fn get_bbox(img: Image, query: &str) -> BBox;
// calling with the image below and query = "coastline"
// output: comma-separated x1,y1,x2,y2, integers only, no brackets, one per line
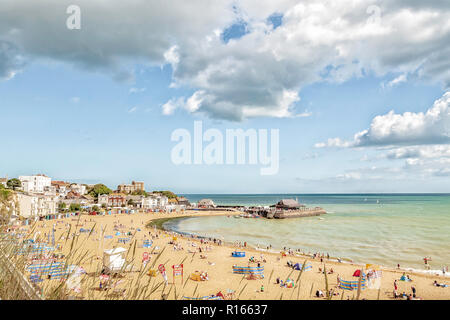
24,210,450,300
148,211,450,279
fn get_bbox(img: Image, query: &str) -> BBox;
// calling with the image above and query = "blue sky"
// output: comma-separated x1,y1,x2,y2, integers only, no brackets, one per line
1,1,450,193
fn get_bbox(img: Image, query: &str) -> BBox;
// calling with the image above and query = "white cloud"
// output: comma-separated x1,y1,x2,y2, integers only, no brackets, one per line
2,1,450,119
315,137,353,148
70,97,80,103
128,106,138,113
129,87,146,94
316,91,450,148
161,97,184,115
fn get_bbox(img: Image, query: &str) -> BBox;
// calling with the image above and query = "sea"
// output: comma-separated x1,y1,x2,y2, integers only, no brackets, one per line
163,194,450,272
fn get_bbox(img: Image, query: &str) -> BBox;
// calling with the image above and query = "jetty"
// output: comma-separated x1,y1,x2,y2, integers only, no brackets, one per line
245,199,326,219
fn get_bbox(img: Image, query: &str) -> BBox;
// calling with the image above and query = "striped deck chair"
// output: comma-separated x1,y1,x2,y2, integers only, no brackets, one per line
143,240,153,248
29,274,43,283
118,238,130,244
182,295,223,300
339,278,367,291
232,266,264,276
27,262,66,276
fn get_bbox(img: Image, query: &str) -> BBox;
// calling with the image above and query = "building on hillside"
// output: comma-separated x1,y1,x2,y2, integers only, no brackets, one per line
17,193,57,219
69,183,86,195
197,199,216,208
98,194,109,207
19,174,51,193
117,181,145,194
142,196,157,209
98,193,127,207
126,195,144,208
142,194,169,210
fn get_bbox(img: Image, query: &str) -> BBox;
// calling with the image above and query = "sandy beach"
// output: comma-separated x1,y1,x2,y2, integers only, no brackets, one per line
24,210,450,300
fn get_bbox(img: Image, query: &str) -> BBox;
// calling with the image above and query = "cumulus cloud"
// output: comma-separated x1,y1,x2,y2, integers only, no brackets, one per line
2,1,450,120
0,40,25,80
128,106,138,113
129,87,146,94
316,91,450,148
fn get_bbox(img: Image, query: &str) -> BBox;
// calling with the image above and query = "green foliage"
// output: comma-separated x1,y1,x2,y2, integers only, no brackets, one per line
69,203,81,212
152,190,177,199
87,184,112,198
131,190,148,196
92,205,99,212
7,178,21,191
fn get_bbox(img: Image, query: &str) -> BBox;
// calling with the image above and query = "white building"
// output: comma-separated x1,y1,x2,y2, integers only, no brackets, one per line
17,193,57,219
98,194,109,206
19,174,51,193
142,194,169,209
70,184,86,195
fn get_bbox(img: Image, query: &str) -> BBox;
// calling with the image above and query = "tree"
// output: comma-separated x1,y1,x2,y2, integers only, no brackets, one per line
69,203,81,212
0,188,15,224
92,205,99,212
88,184,112,198
58,202,67,212
131,190,148,196
153,190,177,199
7,178,21,191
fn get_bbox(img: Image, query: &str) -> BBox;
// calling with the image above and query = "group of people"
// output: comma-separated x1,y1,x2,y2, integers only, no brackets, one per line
393,279,420,300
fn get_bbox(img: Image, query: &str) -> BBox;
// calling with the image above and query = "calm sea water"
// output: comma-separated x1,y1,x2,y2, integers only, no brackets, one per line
165,194,450,270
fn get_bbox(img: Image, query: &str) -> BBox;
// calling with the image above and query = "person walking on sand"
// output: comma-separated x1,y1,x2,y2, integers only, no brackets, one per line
394,280,398,292
411,286,416,298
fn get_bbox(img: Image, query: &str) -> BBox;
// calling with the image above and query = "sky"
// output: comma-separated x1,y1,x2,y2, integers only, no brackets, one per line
1,0,450,193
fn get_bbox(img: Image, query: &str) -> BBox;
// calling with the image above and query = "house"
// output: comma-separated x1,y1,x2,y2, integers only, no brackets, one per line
98,194,109,206
51,181,69,196
142,196,158,209
19,174,51,193
16,193,57,219
69,183,86,195
126,195,144,208
117,181,145,194
142,194,169,210
197,199,216,208
98,193,127,207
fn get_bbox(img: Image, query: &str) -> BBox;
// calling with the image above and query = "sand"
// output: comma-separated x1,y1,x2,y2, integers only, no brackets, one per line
24,210,450,300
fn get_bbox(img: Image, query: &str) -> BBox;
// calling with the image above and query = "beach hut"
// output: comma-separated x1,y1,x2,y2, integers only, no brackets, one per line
103,247,127,274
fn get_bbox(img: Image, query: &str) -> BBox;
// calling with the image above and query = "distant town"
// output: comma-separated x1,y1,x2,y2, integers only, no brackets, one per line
0,174,326,225
0,174,198,224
